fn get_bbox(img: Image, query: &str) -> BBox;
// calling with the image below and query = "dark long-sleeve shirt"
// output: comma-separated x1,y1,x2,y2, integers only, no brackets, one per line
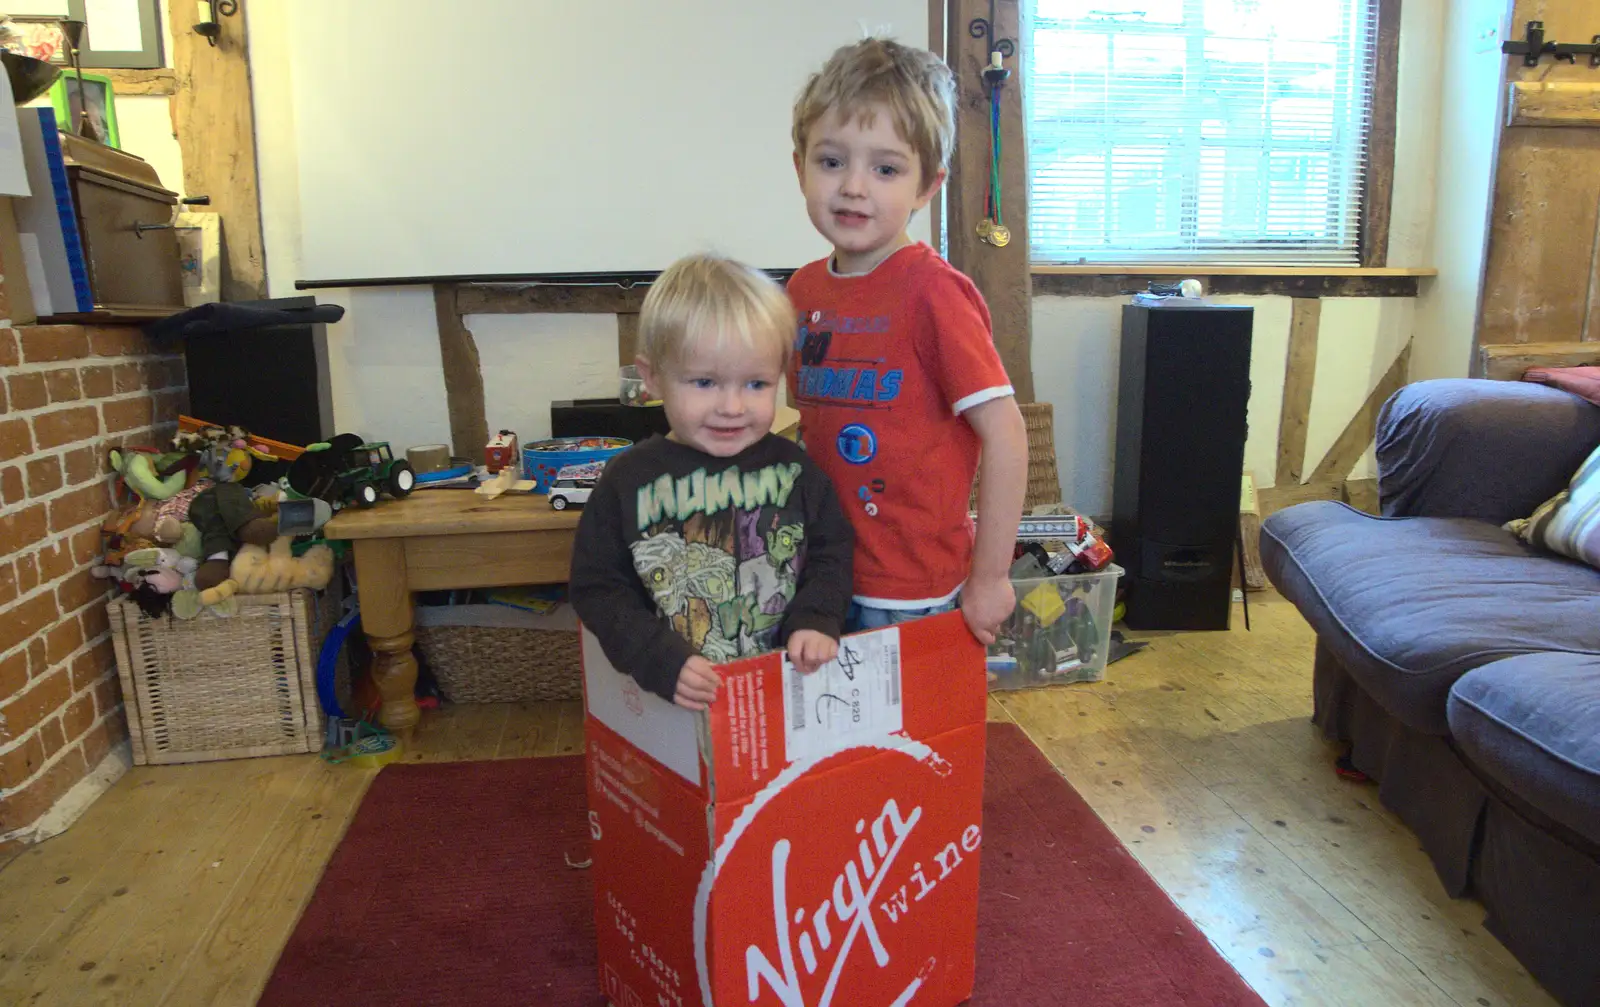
569,434,854,702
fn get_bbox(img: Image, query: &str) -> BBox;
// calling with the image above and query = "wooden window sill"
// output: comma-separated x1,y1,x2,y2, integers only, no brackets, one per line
1031,265,1436,298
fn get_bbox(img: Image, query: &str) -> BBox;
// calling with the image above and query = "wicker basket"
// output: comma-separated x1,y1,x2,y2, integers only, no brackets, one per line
972,401,1063,511
414,605,582,703
108,588,339,765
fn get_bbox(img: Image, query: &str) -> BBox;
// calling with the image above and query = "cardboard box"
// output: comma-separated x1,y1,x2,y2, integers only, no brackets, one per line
583,611,987,1007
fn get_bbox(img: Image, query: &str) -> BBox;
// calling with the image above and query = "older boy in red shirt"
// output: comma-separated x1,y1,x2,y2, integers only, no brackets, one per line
788,37,1028,643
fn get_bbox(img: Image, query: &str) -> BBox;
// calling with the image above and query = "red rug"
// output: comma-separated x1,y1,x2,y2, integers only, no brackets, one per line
261,723,1264,1006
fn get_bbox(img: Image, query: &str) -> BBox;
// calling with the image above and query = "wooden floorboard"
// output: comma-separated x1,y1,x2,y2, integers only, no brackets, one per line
0,598,1556,1006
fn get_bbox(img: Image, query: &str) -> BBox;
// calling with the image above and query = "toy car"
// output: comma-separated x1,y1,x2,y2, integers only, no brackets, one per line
288,434,415,508
547,461,604,510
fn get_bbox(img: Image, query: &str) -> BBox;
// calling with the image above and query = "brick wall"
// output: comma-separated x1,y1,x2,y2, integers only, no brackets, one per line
0,324,188,846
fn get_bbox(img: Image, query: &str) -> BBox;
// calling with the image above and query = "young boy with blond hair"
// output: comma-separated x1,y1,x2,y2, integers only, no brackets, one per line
788,38,1028,643
570,253,854,710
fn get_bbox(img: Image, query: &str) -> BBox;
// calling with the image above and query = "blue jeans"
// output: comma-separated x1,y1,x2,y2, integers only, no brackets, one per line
846,598,959,633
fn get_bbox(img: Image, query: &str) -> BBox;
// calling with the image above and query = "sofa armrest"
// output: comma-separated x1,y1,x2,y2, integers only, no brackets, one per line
1377,378,1600,522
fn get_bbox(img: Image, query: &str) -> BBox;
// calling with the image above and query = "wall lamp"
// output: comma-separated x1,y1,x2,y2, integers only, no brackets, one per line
193,0,238,47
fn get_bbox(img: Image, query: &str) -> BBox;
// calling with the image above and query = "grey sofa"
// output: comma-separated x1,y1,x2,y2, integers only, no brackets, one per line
1261,378,1600,1006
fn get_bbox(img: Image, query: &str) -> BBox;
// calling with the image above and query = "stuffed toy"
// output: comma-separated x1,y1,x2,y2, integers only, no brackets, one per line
174,423,282,486
122,547,195,594
101,500,199,567
100,446,210,565
187,482,280,595
230,536,335,593
109,448,189,502
98,547,238,620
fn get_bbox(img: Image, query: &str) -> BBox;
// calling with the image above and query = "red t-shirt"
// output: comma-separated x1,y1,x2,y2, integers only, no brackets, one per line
786,243,1014,605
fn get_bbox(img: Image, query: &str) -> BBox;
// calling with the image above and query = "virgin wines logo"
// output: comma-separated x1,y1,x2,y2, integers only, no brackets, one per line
693,738,980,1007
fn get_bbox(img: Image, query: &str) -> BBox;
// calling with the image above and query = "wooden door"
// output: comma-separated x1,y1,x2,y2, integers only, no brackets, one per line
1479,0,1600,350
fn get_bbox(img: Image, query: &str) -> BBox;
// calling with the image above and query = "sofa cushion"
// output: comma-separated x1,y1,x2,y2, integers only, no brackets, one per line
1262,501,1600,734
1449,654,1600,846
1506,438,1600,571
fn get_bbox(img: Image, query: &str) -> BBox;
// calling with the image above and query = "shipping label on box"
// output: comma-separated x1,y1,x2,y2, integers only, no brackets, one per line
583,612,988,1007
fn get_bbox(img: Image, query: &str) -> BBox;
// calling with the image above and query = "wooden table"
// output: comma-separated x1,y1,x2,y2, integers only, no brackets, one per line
324,490,580,734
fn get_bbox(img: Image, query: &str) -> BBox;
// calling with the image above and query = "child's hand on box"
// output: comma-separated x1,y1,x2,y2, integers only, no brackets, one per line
961,574,1016,646
786,629,837,675
674,655,722,711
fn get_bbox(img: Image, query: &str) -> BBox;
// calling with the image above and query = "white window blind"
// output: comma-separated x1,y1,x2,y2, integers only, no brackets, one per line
1025,0,1378,265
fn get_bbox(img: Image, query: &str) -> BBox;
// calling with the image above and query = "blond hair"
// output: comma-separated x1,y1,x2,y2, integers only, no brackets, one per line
638,254,794,372
792,38,956,187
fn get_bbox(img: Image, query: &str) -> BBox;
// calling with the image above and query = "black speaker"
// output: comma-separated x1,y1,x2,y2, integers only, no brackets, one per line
550,398,670,444
1113,304,1253,630
183,296,335,447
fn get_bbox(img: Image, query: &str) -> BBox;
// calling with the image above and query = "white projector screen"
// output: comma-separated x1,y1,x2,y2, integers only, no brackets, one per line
286,0,929,283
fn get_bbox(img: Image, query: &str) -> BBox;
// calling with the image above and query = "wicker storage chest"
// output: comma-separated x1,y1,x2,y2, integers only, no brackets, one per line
413,603,582,703
108,589,339,765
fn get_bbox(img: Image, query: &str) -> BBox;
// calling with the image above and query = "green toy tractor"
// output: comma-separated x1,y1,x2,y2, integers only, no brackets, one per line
287,434,415,508
340,441,415,506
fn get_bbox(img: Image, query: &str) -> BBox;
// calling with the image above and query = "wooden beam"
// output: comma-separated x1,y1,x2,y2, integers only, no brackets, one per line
617,312,640,366
1238,474,1266,592
1506,82,1600,128
1276,297,1321,486
456,284,648,315
1590,205,1600,342
1480,340,1600,380
1255,477,1379,518
946,0,1033,402
102,68,176,96
433,285,488,459
1344,477,1380,516
168,1,265,301
1477,0,1600,349
1310,340,1411,485
1359,0,1401,267
1257,479,1344,515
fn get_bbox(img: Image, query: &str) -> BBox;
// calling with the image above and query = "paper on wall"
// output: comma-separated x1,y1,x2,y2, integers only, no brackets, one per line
84,0,145,53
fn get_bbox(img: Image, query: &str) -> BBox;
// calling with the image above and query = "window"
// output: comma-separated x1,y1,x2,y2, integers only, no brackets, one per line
1025,0,1379,265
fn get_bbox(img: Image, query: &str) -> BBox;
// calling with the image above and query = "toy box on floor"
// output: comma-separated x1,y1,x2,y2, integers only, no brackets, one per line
108,586,342,765
986,564,1122,690
986,514,1123,691
583,612,986,1007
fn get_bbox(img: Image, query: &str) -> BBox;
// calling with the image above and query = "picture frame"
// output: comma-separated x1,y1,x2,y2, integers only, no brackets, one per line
175,212,221,307
3,2,163,69
3,16,71,65
49,70,118,148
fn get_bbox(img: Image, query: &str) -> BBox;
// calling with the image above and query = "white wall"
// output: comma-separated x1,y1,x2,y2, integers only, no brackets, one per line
238,0,1484,510
1411,0,1507,381
247,0,302,299
113,94,182,194
1031,296,1414,516
1385,0,1445,270
314,287,452,448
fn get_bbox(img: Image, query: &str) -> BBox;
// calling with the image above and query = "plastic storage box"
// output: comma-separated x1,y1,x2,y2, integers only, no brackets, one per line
987,564,1123,691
